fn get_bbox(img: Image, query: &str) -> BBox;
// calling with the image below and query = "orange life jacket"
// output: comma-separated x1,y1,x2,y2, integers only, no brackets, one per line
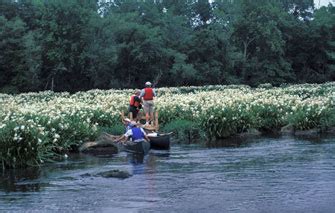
143,88,154,100
129,95,141,107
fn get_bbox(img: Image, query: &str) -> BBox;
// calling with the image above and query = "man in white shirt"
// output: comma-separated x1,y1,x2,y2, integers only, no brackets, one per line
116,121,150,143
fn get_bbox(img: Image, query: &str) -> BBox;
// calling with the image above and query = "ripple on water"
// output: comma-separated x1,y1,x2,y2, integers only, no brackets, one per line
1,136,335,212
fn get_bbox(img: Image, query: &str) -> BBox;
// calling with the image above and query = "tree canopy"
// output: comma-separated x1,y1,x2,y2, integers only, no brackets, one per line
0,0,334,92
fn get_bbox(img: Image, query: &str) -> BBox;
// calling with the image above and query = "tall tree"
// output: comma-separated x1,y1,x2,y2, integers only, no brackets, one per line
193,0,212,27
0,0,334,92
232,0,294,85
107,13,173,88
37,0,97,91
0,16,42,92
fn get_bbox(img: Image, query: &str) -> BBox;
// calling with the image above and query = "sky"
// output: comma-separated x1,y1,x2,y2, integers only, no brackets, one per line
316,0,335,7
204,0,335,7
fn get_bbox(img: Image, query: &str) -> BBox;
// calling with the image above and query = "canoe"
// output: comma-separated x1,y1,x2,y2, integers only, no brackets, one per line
123,140,150,154
148,133,172,150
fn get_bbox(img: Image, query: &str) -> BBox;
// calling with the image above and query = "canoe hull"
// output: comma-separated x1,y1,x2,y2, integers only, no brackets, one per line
123,140,150,154
149,134,171,150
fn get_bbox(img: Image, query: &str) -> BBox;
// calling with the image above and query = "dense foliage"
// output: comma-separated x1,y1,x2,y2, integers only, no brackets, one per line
0,0,334,93
1,83,334,168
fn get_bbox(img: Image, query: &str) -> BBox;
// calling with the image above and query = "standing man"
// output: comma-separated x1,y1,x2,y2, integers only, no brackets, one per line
128,89,142,121
140,81,156,126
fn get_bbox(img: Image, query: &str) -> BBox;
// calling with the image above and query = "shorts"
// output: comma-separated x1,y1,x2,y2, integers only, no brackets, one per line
128,106,139,118
143,100,154,114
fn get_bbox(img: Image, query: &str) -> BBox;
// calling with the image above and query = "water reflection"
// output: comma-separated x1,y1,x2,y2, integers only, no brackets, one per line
126,153,145,175
205,133,287,148
294,134,335,144
204,135,259,148
0,136,335,212
151,151,170,158
125,151,171,175
0,167,42,192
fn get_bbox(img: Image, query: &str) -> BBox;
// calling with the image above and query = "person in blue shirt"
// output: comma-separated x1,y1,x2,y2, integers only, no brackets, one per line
116,121,150,143
122,118,132,132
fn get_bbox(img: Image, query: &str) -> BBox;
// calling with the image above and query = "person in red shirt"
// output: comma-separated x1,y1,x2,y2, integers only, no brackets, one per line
140,81,156,126
128,90,142,121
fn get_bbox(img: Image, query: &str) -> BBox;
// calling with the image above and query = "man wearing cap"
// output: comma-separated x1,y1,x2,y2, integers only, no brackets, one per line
122,118,132,132
116,121,150,143
140,81,156,126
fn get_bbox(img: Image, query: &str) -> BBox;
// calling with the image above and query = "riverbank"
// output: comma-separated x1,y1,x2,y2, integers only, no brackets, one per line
0,82,334,169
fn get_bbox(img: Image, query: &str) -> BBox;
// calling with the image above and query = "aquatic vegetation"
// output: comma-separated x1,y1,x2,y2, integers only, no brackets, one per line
0,82,334,168
161,119,204,144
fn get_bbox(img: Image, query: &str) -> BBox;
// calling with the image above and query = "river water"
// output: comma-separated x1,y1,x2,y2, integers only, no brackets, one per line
1,135,335,213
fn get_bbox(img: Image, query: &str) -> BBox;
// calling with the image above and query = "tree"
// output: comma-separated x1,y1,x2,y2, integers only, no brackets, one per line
80,13,118,89
193,0,213,27
0,0,333,92
108,13,173,87
232,0,294,85
0,15,42,92
37,0,98,91
279,0,314,20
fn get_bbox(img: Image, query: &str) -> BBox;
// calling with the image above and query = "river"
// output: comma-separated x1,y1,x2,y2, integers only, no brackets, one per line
1,135,335,212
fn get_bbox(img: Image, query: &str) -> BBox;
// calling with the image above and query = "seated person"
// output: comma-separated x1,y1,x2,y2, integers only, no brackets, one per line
122,118,132,132
116,121,150,143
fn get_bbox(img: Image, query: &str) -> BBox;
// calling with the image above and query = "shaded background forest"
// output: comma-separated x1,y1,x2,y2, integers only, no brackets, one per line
0,0,334,93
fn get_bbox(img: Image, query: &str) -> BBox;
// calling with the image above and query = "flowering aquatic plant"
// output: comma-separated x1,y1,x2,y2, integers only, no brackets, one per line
0,82,334,168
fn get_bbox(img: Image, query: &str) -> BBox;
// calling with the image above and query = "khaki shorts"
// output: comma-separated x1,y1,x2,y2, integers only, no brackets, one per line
143,100,154,114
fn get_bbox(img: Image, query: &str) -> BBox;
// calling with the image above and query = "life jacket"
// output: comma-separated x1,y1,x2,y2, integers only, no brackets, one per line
131,127,145,142
143,88,154,100
129,95,141,107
